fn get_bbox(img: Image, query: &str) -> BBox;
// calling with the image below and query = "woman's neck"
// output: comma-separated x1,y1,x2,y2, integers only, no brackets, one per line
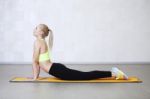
37,36,44,40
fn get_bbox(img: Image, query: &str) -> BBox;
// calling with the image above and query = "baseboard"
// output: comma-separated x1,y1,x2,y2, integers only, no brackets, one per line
0,62,150,65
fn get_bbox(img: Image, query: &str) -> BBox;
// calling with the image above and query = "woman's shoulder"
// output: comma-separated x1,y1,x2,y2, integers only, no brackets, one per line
34,39,47,48
34,39,43,47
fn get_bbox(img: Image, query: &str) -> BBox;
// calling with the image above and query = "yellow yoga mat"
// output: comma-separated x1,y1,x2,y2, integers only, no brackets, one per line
9,76,142,83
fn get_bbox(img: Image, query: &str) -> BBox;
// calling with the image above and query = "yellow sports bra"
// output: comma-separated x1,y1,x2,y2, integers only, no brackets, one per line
39,51,50,62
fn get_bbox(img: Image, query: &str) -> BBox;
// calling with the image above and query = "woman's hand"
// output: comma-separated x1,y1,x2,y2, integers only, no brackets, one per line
27,77,38,81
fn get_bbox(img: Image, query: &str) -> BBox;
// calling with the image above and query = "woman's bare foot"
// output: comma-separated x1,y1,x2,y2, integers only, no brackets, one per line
111,67,128,80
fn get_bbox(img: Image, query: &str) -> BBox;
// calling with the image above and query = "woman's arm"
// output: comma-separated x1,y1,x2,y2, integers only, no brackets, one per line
32,40,41,80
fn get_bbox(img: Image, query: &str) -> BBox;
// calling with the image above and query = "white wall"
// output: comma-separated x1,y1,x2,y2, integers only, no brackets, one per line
0,0,150,64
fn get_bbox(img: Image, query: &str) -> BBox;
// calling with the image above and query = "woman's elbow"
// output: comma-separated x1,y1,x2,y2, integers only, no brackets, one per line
32,60,39,65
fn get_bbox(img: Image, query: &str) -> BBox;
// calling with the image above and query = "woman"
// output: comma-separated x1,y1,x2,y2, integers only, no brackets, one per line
31,24,128,80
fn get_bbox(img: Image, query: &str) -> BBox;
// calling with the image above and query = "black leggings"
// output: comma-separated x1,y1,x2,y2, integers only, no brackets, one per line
49,63,112,80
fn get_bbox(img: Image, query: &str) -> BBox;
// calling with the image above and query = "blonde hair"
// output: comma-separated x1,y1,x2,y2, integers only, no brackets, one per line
48,29,53,51
37,24,53,51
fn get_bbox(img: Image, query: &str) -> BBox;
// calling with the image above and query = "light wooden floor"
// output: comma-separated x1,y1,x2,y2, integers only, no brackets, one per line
0,64,150,99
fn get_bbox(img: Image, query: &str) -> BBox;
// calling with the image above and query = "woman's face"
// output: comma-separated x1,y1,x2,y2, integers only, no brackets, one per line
33,26,42,37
